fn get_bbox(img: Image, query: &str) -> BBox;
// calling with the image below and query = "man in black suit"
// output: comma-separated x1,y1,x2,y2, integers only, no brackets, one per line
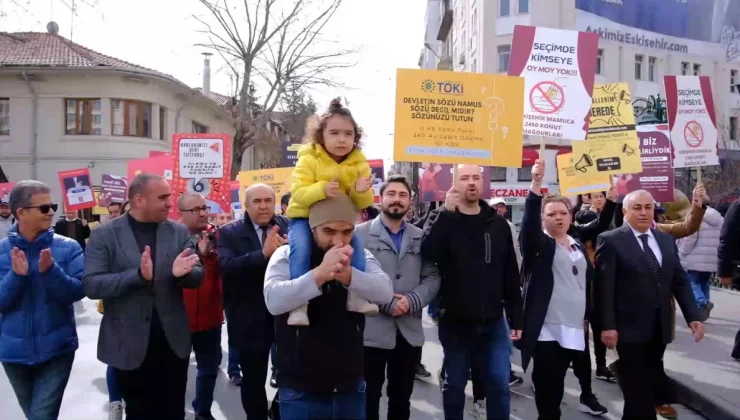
596,189,704,419
217,183,288,419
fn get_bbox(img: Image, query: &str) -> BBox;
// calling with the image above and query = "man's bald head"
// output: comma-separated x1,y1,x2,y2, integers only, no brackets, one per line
177,192,205,209
245,183,275,203
244,183,276,226
454,164,483,204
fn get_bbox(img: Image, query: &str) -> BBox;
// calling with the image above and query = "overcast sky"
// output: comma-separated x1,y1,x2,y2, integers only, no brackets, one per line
1,0,427,165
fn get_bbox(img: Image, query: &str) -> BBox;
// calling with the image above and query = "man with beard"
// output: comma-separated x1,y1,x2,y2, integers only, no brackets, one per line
263,194,393,419
355,175,440,420
422,164,523,419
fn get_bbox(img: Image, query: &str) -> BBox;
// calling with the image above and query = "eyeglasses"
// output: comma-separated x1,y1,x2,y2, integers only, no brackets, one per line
180,206,209,215
25,204,58,214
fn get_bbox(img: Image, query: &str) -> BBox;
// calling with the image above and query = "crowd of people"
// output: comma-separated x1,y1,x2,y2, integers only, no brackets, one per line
0,98,738,420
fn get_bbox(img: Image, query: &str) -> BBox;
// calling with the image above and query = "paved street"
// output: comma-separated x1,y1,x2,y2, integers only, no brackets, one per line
669,287,740,419
0,298,706,420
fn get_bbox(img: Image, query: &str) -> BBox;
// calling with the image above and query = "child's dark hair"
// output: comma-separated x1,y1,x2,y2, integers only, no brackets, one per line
304,97,363,148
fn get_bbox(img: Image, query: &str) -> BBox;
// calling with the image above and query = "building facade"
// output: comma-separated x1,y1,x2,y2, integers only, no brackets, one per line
0,28,239,211
412,0,740,225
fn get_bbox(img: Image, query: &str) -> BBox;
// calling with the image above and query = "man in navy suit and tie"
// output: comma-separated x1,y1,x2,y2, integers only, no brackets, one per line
595,189,704,419
218,183,289,419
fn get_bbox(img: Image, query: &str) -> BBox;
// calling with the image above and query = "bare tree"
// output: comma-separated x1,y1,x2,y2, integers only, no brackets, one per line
195,0,355,178
674,120,740,202
703,123,740,202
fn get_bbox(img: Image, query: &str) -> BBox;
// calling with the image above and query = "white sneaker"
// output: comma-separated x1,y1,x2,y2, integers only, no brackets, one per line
469,399,486,420
287,304,309,326
108,401,124,420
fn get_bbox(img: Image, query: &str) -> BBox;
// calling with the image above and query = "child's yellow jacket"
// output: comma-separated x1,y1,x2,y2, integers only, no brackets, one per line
286,143,374,218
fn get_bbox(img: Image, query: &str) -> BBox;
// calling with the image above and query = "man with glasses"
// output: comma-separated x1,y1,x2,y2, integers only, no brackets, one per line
83,173,203,420
0,180,85,419
178,192,223,420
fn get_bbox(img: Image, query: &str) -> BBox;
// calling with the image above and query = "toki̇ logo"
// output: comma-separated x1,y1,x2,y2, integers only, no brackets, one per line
421,79,464,95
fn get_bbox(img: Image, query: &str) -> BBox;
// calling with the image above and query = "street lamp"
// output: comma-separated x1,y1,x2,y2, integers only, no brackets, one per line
424,42,452,70
424,42,442,60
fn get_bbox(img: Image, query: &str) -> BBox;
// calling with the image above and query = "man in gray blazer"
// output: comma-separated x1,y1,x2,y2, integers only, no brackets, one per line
83,173,203,420
355,175,440,420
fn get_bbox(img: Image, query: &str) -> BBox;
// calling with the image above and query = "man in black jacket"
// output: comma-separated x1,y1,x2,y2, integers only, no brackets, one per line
217,183,289,419
717,198,740,360
54,209,90,251
263,194,393,419
596,189,704,418
422,164,523,420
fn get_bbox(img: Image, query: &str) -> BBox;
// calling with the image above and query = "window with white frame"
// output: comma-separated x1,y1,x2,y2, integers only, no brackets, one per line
518,166,533,181
635,55,644,80
192,122,209,134
491,167,507,181
498,44,511,72
681,62,689,75
519,0,529,13
0,99,8,135
648,57,657,82
159,106,167,140
596,49,604,75
500,0,510,16
66,99,102,135
111,99,151,138
732,70,738,93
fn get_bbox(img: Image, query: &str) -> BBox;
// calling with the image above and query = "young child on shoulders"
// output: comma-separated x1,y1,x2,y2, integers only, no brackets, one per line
285,98,378,326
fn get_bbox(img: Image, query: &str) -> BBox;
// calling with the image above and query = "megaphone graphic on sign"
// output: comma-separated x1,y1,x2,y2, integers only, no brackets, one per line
575,154,593,173
622,143,635,156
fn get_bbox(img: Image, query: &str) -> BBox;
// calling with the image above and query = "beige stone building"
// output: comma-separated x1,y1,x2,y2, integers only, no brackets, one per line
0,25,240,209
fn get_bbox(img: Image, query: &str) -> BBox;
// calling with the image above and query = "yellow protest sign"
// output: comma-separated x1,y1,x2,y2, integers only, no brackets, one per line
92,191,108,216
572,83,642,176
237,167,293,212
394,68,525,167
556,153,611,196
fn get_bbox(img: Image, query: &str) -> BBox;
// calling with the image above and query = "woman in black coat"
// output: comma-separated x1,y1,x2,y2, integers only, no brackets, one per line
516,160,616,419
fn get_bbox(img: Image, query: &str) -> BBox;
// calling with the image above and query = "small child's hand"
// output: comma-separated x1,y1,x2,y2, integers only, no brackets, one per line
326,179,341,198
355,172,375,193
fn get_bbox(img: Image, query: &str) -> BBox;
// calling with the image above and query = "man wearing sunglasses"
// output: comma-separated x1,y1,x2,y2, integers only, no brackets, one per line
178,192,223,420
0,180,85,419
83,173,204,420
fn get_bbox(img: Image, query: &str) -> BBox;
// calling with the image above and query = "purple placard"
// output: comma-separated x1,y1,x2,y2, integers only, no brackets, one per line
99,174,128,208
613,124,674,203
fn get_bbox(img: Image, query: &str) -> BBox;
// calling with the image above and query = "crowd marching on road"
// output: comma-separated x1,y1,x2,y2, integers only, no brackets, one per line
0,98,739,420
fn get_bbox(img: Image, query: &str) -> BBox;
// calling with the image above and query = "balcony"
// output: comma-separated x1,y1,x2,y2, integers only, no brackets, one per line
437,0,453,41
